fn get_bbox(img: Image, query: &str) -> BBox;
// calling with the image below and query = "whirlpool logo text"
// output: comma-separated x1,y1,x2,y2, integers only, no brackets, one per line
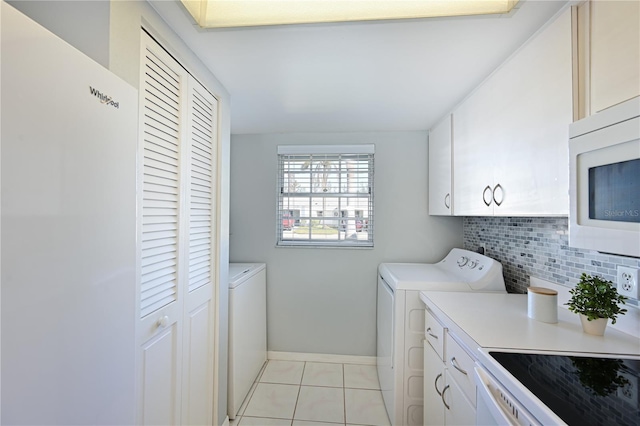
89,86,119,109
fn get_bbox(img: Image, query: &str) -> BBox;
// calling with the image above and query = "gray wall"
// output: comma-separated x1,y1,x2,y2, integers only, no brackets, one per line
230,131,463,356
463,217,640,307
7,0,111,68
4,2,232,424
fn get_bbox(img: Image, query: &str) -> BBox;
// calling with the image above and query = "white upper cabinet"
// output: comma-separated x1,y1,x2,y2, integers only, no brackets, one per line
577,0,640,116
451,76,498,216
453,7,573,216
429,114,453,216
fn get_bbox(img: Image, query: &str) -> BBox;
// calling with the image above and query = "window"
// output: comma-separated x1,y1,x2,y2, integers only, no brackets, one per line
277,145,374,247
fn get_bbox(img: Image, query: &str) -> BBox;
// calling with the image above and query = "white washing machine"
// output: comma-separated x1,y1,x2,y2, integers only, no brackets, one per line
377,248,506,426
228,263,267,419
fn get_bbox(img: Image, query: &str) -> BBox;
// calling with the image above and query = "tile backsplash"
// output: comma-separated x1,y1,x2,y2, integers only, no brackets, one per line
463,217,640,305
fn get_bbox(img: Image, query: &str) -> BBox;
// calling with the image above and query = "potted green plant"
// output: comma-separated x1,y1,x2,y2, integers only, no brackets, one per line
566,273,628,335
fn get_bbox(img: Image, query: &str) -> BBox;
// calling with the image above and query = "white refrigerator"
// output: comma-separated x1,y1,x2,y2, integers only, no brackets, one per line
1,3,138,424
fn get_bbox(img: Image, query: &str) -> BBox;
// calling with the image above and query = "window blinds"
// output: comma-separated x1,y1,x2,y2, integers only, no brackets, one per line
277,145,374,247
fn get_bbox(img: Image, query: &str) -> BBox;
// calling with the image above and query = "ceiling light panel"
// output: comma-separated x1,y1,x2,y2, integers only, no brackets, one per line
180,0,519,28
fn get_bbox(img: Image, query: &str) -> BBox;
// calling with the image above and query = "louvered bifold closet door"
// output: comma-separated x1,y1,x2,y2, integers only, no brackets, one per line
181,77,218,426
137,31,188,426
140,45,183,319
188,81,217,293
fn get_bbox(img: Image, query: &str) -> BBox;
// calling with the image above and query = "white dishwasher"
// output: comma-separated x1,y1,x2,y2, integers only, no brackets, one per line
228,263,267,419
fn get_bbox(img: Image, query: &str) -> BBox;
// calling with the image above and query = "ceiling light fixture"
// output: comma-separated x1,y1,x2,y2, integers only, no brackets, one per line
180,0,519,28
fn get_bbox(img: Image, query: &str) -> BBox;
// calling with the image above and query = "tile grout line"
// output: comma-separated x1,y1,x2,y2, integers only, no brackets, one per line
238,361,386,426
342,363,347,426
243,359,269,417
290,361,306,424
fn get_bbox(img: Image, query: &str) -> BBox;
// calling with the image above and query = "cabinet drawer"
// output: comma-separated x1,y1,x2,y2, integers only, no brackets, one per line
425,309,445,361
445,333,476,406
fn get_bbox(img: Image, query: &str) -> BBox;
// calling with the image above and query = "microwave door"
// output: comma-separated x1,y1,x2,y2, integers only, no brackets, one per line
569,103,640,258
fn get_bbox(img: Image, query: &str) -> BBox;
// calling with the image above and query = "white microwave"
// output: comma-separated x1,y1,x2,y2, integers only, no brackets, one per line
569,97,640,258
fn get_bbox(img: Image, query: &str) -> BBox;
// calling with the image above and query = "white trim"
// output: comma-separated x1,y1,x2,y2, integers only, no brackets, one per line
277,144,375,155
221,416,230,426
569,96,640,138
267,351,377,365
530,276,640,339
277,240,374,249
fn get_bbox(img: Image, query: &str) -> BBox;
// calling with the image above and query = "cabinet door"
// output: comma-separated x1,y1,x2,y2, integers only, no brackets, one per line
590,0,640,114
491,7,572,216
452,81,497,216
443,371,476,426
423,341,445,426
453,8,572,216
428,114,453,215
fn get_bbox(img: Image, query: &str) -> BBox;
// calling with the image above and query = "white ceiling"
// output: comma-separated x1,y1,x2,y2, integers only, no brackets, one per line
150,0,568,135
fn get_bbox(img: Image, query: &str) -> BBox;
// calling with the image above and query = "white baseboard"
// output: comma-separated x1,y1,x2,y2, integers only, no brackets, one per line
267,351,377,365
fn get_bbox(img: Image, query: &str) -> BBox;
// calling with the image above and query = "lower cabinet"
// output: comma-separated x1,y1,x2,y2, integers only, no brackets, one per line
423,339,445,426
423,311,477,426
443,370,476,426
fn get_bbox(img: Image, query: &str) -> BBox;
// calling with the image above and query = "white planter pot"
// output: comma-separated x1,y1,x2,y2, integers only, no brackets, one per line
579,314,608,336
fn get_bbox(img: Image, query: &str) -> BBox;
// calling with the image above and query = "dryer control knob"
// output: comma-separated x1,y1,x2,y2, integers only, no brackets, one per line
457,256,469,267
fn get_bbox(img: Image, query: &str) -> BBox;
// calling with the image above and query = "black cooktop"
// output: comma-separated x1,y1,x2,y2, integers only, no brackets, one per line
490,352,640,426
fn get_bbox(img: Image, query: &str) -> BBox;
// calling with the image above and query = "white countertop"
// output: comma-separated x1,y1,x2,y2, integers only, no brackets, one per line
420,291,640,356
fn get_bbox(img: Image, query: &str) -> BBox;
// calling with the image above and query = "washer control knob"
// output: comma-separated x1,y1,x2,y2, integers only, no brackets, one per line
468,260,478,269
457,256,468,267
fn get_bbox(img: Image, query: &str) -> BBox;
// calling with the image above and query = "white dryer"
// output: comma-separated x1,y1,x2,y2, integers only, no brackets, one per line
377,248,506,426
228,263,267,419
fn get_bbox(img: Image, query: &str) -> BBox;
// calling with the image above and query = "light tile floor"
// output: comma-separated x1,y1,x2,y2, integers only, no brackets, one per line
230,360,391,426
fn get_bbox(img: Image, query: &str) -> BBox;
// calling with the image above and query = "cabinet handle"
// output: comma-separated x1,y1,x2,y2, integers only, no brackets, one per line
493,183,504,206
482,185,493,206
426,327,438,339
434,373,443,396
441,384,451,410
450,357,468,376
444,193,451,209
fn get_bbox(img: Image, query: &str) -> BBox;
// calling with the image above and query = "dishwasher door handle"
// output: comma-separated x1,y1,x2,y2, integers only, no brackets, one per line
474,365,541,426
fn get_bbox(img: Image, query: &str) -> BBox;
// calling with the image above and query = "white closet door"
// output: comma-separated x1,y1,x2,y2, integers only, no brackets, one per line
137,30,219,426
138,31,188,426
181,77,218,426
